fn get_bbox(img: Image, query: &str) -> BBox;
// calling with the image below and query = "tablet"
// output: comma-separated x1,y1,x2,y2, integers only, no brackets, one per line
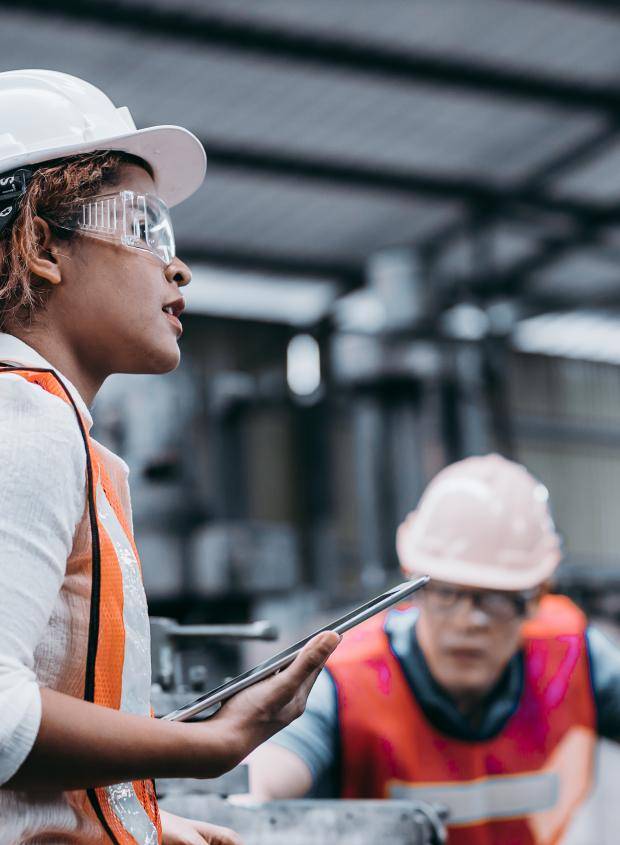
163,575,429,722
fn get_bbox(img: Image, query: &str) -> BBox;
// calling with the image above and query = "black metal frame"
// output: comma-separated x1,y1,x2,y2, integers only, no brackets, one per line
9,0,620,111
8,0,620,306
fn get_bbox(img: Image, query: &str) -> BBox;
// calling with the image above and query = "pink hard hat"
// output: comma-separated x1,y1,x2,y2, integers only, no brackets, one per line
396,454,561,591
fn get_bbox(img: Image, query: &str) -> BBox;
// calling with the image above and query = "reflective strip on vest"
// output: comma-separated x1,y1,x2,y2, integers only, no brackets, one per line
97,481,158,845
389,771,559,825
97,481,151,717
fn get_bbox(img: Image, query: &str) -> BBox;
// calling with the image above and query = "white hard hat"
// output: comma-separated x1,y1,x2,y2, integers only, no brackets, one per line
0,69,206,207
396,453,561,591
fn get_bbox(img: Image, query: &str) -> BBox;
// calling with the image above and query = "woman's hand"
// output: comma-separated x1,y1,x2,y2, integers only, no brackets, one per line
161,809,242,845
209,630,340,768
8,631,340,790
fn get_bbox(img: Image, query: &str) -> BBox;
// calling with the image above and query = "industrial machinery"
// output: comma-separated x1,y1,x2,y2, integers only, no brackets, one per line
158,793,448,845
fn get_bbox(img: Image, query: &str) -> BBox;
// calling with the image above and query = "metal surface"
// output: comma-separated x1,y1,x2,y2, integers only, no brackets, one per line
157,797,448,845
150,617,280,693
156,767,249,799
157,620,279,641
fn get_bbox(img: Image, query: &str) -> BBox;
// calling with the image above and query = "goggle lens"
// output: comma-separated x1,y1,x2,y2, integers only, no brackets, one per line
67,190,175,265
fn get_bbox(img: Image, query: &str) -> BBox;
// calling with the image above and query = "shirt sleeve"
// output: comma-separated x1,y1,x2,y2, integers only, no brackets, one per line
586,625,620,742
0,375,86,784
268,667,339,793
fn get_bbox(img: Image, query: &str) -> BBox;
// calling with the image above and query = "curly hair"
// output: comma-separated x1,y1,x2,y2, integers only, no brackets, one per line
0,151,152,330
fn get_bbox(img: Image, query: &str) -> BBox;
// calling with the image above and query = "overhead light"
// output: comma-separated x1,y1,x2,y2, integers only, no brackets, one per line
514,310,620,365
441,304,490,340
183,265,337,326
287,334,321,397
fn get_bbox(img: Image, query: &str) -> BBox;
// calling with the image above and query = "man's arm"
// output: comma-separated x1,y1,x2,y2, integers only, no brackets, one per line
247,744,314,800
246,668,339,799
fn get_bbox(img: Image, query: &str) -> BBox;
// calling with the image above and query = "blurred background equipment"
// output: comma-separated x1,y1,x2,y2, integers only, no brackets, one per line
6,1,620,840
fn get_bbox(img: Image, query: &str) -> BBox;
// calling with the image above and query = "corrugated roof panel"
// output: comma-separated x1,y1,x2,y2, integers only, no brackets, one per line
435,224,540,277
120,0,620,85
175,170,459,260
550,141,620,201
0,10,603,183
528,250,620,299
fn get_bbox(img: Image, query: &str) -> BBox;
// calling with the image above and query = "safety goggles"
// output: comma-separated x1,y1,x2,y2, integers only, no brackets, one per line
59,190,176,265
424,583,539,622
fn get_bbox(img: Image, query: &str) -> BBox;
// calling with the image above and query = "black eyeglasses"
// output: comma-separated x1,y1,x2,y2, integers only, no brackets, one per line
424,583,538,622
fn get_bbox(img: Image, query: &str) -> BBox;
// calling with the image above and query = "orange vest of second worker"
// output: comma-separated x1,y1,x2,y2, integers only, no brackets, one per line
0,367,161,845
328,595,595,845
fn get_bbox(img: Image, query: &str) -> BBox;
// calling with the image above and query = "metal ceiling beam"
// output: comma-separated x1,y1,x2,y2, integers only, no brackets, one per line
195,136,620,304
538,0,620,16
522,121,620,186
8,0,620,114
204,140,620,226
419,121,620,295
190,142,616,303
451,212,619,306
201,138,620,301
528,289,620,310
178,243,363,289
465,236,588,299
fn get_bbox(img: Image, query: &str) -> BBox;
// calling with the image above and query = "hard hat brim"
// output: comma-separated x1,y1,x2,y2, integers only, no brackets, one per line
401,551,561,592
0,124,207,208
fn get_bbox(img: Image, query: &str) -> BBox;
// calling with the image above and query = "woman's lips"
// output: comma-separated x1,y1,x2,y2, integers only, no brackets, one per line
163,310,183,335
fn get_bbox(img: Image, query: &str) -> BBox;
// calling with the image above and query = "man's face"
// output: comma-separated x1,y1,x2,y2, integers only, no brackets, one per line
415,581,540,704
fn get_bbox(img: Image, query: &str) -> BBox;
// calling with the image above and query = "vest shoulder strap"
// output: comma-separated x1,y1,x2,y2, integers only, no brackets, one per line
523,594,586,639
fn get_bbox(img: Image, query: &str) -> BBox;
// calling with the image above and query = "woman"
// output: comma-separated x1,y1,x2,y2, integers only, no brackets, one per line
0,70,339,845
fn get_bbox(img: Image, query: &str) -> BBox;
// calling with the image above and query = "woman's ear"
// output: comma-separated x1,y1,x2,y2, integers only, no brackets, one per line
26,217,62,286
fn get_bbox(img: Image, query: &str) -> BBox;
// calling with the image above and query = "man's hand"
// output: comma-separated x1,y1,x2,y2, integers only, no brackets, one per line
161,809,242,845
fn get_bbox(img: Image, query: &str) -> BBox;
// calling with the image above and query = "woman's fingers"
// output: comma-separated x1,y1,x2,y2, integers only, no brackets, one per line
213,629,341,763
160,810,243,845
268,631,340,708
285,632,340,686
191,819,243,845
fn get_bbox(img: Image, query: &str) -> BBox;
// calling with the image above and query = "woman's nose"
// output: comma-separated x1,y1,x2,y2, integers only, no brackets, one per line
165,257,191,288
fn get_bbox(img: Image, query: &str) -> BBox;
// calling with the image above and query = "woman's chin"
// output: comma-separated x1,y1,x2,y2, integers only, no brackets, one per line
137,340,181,375
152,348,181,374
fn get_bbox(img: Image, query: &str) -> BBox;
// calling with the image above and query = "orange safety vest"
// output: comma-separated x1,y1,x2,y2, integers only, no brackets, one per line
0,367,161,845
328,594,595,845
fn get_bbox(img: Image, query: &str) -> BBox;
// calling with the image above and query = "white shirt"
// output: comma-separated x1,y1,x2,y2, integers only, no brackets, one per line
0,333,151,844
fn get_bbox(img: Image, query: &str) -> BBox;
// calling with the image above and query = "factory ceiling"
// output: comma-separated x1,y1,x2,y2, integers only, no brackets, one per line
3,0,620,319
